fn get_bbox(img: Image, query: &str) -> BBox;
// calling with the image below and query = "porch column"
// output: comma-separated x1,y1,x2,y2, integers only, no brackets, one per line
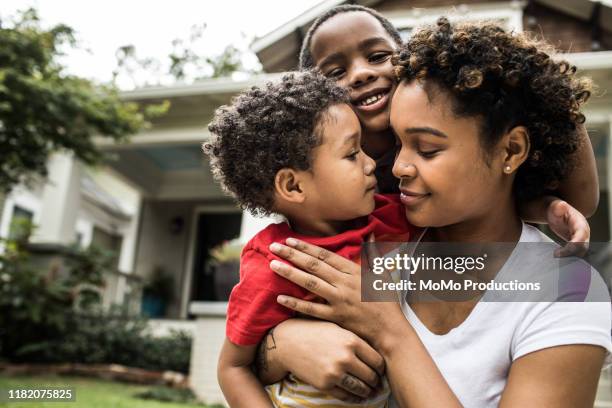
118,194,142,275
608,116,612,238
115,194,142,303
32,153,81,245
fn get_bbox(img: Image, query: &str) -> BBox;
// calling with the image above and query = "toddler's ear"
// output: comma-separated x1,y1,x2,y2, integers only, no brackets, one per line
274,168,306,204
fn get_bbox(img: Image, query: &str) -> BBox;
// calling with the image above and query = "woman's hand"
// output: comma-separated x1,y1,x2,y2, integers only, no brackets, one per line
264,318,385,401
268,238,404,349
546,198,590,257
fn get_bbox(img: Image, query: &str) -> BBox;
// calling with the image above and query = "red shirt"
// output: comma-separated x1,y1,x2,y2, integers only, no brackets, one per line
226,194,414,346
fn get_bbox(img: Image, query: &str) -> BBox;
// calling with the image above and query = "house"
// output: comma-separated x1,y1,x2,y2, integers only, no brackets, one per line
1,0,611,405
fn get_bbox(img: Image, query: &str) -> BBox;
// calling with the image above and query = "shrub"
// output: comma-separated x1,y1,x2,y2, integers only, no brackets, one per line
0,231,192,373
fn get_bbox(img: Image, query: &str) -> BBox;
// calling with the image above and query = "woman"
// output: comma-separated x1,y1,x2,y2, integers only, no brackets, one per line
256,18,611,407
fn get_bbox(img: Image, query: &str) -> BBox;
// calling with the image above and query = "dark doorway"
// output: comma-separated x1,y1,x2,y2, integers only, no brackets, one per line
190,212,242,304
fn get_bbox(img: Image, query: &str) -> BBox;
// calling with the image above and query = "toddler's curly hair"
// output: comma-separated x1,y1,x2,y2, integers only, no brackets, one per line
204,71,349,216
393,17,592,201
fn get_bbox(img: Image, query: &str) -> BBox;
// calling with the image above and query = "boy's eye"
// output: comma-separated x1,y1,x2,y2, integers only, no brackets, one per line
369,52,391,63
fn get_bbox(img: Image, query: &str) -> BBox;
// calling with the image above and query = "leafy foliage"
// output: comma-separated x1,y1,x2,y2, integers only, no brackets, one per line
0,223,191,373
0,9,162,192
51,313,192,373
0,220,109,361
135,387,208,405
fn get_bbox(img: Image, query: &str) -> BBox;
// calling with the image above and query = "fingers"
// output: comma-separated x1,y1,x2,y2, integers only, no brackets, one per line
555,242,589,258
336,373,373,398
353,339,386,377
549,200,590,258
327,387,364,404
279,238,356,275
276,295,332,320
347,358,380,389
270,259,336,300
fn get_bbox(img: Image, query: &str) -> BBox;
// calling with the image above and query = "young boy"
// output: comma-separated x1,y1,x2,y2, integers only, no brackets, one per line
205,71,413,407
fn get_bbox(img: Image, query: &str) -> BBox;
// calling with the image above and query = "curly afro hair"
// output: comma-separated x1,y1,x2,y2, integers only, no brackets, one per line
204,71,349,216
393,17,592,201
299,5,403,70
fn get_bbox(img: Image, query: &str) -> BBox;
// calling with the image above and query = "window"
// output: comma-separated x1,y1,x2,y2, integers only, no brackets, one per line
8,206,34,241
91,226,123,269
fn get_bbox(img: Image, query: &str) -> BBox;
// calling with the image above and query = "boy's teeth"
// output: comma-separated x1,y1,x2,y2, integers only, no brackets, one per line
359,93,385,106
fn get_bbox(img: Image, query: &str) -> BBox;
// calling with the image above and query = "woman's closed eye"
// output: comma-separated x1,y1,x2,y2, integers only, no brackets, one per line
418,149,441,158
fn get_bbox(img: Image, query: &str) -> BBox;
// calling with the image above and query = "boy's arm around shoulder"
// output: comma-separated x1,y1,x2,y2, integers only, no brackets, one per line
556,123,599,217
522,123,599,221
218,338,274,408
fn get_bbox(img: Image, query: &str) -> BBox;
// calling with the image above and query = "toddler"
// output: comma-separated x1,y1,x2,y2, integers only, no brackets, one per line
206,71,412,407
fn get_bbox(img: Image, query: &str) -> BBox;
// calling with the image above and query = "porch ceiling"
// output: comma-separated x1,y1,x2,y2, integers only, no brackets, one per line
103,146,226,201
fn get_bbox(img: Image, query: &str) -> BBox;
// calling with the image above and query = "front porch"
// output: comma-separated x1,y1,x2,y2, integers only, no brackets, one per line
100,74,282,319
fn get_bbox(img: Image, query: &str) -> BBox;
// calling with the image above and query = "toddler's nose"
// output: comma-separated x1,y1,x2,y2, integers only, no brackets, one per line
364,155,376,176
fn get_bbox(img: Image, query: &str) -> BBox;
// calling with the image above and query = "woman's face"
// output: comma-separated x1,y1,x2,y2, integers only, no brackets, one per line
390,80,510,228
310,11,398,135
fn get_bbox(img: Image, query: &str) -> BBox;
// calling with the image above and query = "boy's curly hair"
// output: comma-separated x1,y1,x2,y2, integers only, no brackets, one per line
393,17,592,201
204,71,349,216
299,5,403,70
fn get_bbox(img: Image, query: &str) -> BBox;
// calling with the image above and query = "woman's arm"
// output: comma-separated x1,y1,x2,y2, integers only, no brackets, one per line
499,345,605,407
269,241,463,408
218,338,274,408
269,239,606,408
254,319,384,402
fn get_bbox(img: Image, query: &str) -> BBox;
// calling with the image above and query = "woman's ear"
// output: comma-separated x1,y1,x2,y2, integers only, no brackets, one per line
501,126,530,174
274,168,307,204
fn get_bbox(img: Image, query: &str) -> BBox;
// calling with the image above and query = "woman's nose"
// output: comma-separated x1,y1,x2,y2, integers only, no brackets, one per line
392,158,417,179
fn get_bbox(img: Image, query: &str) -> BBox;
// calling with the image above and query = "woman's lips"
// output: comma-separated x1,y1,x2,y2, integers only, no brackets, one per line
400,191,430,206
353,90,390,113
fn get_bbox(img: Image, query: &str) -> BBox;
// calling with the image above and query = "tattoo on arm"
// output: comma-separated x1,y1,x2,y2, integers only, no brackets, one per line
254,328,277,374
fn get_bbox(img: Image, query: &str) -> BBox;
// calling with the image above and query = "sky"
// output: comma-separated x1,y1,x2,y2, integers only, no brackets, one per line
3,0,322,88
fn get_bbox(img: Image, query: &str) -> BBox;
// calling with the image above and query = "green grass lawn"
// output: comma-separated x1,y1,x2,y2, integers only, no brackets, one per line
0,374,220,408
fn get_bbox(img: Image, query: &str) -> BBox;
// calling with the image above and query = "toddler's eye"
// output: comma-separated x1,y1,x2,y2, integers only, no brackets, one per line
346,150,359,161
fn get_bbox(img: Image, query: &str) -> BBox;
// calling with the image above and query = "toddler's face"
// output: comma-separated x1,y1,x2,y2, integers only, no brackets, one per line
390,80,508,228
302,103,377,221
310,12,398,139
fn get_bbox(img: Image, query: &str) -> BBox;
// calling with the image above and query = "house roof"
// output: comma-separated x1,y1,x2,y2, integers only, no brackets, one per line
252,0,612,73
119,73,284,101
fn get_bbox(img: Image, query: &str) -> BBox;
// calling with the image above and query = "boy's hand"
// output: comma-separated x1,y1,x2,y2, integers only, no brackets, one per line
546,199,590,257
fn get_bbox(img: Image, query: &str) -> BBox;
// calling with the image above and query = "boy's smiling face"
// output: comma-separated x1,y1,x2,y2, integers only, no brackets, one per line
310,12,398,137
292,103,377,235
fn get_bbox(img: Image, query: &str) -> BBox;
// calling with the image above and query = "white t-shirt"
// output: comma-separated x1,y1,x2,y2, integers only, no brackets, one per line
390,223,612,408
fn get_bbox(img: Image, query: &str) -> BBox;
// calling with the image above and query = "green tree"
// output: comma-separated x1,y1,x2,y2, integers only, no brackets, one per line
0,9,164,192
